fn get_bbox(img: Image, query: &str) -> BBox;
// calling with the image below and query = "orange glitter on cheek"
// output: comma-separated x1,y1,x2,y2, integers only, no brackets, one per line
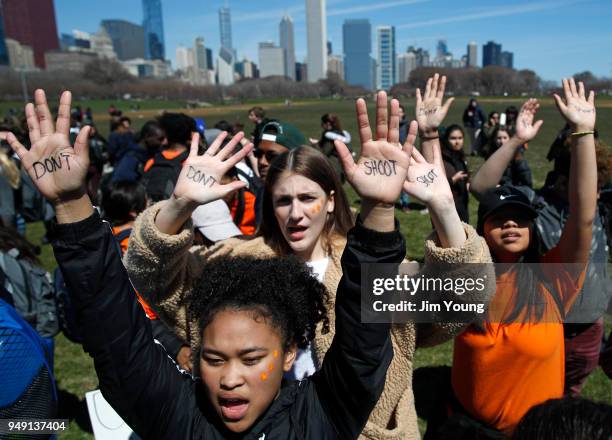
260,372,268,381
310,202,322,215
273,350,279,359
268,363,274,372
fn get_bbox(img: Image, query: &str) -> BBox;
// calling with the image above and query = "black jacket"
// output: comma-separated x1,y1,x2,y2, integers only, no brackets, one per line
51,212,404,439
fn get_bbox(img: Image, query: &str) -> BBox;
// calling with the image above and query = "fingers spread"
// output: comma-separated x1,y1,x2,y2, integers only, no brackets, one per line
74,125,91,163
356,98,373,144
25,103,41,143
334,139,356,176
206,131,228,156
388,99,400,144
578,81,585,100
437,75,446,99
431,73,439,98
55,91,72,137
569,78,578,97
553,93,567,113
424,78,432,99
218,132,244,161
5,132,28,161
562,78,571,100
375,91,388,140
403,120,418,155
189,132,199,157
588,90,595,106
34,89,54,136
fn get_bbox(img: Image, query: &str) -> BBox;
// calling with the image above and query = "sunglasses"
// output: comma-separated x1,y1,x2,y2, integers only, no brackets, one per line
254,149,281,162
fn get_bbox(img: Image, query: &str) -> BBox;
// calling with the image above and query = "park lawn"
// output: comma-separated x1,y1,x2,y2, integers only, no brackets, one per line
20,96,612,438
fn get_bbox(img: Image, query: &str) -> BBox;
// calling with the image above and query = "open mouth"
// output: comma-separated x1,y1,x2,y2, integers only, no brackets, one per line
287,225,307,240
219,398,250,421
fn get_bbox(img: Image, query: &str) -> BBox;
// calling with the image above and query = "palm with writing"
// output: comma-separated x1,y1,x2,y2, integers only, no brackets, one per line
415,73,455,133
334,91,417,204
514,98,544,143
172,131,253,206
1,90,90,203
553,78,596,131
403,140,454,207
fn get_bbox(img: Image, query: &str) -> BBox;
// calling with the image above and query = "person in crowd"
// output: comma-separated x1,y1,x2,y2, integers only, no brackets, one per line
142,113,193,202
440,124,469,223
476,110,500,157
6,86,487,440
427,78,598,438
462,98,485,155
310,113,351,182
471,95,611,399
125,81,494,439
505,105,519,129
0,147,21,229
220,166,258,235
248,106,273,148
85,125,107,205
488,125,533,187
512,398,612,440
107,116,133,165
111,121,165,184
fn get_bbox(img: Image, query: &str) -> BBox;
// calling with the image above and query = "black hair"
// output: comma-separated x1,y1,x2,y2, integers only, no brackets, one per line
513,398,612,440
102,181,147,226
189,256,329,351
158,112,196,146
136,120,163,143
0,224,40,265
213,120,232,132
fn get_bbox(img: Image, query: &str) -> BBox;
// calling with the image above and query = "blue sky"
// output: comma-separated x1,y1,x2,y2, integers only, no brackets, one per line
55,0,612,81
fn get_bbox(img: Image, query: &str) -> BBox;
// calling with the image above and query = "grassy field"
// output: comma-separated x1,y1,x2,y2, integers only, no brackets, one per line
15,96,612,439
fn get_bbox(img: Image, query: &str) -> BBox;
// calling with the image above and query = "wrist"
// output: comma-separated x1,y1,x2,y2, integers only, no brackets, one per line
419,128,438,138
571,124,595,133
168,194,200,215
427,196,456,213
360,199,395,232
54,194,94,224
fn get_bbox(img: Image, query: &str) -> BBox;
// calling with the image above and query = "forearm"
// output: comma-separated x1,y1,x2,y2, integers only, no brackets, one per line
54,194,94,224
154,195,199,235
428,198,466,248
419,128,439,163
360,199,395,232
569,133,597,226
470,137,523,197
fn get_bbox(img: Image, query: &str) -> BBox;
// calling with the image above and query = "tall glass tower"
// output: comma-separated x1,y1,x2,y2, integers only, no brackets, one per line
142,0,165,60
0,3,9,66
376,26,396,90
343,19,372,90
218,7,232,52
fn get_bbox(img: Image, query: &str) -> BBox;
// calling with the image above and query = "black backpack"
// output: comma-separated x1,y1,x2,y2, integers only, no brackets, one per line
0,250,59,339
142,150,189,202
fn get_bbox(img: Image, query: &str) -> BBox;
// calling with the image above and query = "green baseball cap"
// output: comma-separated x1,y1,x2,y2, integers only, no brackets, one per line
260,121,306,150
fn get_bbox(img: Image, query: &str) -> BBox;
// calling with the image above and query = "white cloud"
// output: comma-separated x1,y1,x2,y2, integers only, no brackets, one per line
328,0,430,16
396,0,583,29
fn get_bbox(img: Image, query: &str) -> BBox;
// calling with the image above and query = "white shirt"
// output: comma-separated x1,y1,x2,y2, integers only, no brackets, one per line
285,257,330,381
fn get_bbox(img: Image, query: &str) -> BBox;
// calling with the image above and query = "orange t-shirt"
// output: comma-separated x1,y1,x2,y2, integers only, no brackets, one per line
112,225,159,321
230,190,257,236
452,245,586,435
143,149,186,173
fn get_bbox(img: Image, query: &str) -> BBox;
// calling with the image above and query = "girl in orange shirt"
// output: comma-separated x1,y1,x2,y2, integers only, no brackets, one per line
432,78,598,438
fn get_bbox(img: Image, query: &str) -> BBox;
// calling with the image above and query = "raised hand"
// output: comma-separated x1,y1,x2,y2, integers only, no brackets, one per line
514,98,544,143
172,131,253,206
415,73,455,134
1,89,90,204
403,139,454,207
553,78,596,131
334,91,417,204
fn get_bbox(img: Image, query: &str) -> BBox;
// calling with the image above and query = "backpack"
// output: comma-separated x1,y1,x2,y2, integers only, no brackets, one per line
142,150,189,203
0,250,59,339
0,298,58,420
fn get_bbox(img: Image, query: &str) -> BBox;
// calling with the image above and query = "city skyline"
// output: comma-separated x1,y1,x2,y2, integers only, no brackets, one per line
50,0,612,81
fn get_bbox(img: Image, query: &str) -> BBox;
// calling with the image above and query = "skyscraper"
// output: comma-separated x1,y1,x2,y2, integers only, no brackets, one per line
376,26,396,90
217,46,234,85
500,51,514,69
482,41,501,67
101,20,145,61
397,52,416,83
219,7,233,52
305,0,327,82
194,37,207,69
436,39,449,59
258,42,285,78
0,2,9,66
343,19,372,90
142,0,165,60
1,0,59,68
279,16,295,80
176,45,191,70
467,42,478,68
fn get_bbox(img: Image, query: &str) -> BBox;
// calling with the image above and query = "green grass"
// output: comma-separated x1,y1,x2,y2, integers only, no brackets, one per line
19,96,612,438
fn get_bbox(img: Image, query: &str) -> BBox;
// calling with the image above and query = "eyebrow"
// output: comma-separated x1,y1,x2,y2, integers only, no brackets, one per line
201,347,269,357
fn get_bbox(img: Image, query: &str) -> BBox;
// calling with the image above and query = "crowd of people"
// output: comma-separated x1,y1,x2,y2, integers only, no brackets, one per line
0,73,611,439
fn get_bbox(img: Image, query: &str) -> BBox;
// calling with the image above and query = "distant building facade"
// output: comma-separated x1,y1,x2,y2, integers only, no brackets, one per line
100,19,145,61
343,19,373,90
142,0,165,60
376,26,396,90
305,0,327,81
